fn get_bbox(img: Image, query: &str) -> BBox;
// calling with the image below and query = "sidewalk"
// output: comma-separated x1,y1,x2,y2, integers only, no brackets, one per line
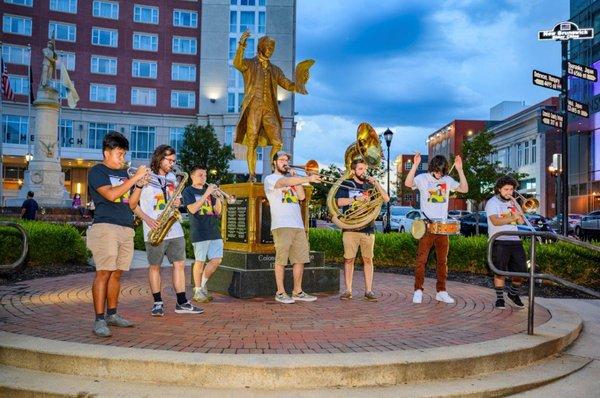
513,298,600,397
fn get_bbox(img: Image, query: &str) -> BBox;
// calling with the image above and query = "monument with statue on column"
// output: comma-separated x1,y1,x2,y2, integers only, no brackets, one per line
207,32,339,298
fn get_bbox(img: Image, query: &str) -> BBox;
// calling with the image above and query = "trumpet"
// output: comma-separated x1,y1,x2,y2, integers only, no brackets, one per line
209,184,237,204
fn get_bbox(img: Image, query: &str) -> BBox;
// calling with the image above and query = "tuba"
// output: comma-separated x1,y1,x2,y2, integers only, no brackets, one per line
326,122,385,230
148,166,189,246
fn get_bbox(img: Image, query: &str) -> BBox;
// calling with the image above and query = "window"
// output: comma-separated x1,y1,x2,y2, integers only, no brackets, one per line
172,36,196,54
2,115,29,145
92,1,119,19
50,79,68,97
91,55,117,75
50,0,77,13
89,83,116,103
228,66,241,88
3,165,25,181
8,75,28,95
171,90,195,108
240,11,254,32
131,87,156,106
516,143,523,167
133,33,158,51
130,125,156,159
227,92,235,113
134,5,158,24
56,51,75,71
224,126,234,146
244,38,255,57
521,178,536,191
524,141,530,165
258,11,265,33
237,92,244,111
497,147,509,168
48,21,76,42
404,162,411,170
169,127,185,152
88,123,114,149
60,119,73,148
2,44,30,65
3,15,32,36
92,27,117,47
173,9,198,28
229,11,236,33
228,37,237,60
132,60,157,78
531,139,536,164
256,148,262,161
171,63,196,81
4,0,32,6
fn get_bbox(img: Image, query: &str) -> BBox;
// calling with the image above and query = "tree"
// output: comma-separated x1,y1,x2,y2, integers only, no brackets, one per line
178,124,236,184
308,164,341,220
454,130,528,234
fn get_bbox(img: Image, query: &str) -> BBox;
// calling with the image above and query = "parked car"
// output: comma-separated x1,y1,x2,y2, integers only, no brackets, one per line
383,205,414,231
398,209,425,233
548,214,583,236
459,212,555,237
448,210,471,220
579,210,600,240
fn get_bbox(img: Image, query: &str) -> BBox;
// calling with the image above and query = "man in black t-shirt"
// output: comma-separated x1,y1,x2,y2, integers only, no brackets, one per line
335,159,389,301
182,165,223,303
21,191,39,220
86,131,149,338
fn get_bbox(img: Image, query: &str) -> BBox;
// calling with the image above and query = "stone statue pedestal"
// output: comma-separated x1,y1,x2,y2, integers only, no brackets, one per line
206,182,339,298
10,87,70,207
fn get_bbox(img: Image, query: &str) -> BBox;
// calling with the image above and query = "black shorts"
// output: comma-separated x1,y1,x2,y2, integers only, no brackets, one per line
491,241,527,274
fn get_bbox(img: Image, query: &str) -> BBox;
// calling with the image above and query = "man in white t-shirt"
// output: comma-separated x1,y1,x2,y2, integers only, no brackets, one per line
405,153,468,304
485,176,526,309
263,151,321,304
134,145,203,316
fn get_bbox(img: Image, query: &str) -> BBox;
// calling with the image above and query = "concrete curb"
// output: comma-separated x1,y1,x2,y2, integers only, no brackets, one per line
0,302,582,389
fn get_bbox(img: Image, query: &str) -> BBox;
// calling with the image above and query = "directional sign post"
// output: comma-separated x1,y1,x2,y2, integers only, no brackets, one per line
532,70,562,90
538,21,594,236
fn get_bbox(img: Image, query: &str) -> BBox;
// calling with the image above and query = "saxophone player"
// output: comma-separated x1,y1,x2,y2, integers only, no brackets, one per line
134,145,203,316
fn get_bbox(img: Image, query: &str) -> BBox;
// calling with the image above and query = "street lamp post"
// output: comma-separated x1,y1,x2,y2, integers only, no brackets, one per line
548,165,561,221
383,128,394,232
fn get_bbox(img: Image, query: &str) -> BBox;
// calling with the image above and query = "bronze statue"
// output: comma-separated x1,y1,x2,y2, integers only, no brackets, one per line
40,39,58,88
233,31,313,182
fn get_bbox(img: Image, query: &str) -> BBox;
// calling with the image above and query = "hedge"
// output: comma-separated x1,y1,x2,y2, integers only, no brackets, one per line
0,220,88,267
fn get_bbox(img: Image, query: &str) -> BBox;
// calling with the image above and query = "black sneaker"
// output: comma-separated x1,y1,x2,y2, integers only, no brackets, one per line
495,298,506,309
507,293,525,308
151,301,164,317
175,301,204,314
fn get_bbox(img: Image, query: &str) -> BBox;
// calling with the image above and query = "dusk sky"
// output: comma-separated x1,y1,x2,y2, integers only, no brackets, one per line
292,0,570,167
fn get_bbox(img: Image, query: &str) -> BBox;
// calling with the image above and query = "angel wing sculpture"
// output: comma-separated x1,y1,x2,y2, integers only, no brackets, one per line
294,59,315,95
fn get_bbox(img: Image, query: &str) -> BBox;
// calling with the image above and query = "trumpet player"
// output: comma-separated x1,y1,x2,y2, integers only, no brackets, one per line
87,131,149,337
485,176,526,309
134,145,203,316
182,165,223,303
264,151,321,304
336,158,389,301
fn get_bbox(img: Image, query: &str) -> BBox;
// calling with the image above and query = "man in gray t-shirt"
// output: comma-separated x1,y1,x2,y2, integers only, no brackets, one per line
485,176,527,310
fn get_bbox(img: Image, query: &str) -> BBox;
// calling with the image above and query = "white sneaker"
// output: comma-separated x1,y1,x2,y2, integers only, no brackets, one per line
275,292,295,304
435,291,455,304
412,289,423,304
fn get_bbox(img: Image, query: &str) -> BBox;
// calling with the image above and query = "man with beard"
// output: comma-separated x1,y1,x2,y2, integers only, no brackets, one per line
485,176,526,309
405,153,468,305
335,159,389,301
263,151,321,304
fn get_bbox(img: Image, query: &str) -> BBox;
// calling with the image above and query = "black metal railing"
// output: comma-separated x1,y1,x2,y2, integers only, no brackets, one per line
0,221,29,275
487,230,600,335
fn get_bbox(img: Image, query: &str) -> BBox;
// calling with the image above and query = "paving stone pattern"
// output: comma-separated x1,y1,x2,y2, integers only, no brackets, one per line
0,270,550,354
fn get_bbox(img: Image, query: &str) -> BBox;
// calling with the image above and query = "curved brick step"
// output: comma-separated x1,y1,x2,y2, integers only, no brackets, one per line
0,302,582,390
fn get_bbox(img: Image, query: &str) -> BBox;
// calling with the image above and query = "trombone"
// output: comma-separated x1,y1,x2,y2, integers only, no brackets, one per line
286,160,372,193
514,192,539,213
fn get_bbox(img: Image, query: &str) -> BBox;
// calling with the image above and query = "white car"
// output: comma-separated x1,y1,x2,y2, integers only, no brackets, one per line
384,206,414,231
398,209,426,233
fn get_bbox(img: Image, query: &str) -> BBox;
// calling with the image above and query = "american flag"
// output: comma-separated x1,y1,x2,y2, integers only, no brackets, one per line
1,57,15,101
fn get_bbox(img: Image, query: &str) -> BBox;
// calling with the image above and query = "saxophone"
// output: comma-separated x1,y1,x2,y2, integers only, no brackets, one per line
148,167,188,246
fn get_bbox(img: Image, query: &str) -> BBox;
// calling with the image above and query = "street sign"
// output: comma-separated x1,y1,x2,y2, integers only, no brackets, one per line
567,61,598,82
538,21,594,41
541,110,564,129
567,98,589,118
532,70,562,90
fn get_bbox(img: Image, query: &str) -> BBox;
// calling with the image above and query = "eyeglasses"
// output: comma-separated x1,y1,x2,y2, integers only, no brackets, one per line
164,157,177,164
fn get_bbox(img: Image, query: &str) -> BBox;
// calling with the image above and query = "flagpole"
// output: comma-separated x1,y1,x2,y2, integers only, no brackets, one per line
0,40,4,207
27,44,32,161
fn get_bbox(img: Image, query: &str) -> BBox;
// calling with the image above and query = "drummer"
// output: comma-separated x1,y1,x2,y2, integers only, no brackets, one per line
404,153,468,304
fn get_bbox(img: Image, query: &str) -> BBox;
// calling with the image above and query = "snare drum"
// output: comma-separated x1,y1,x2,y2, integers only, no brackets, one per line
426,218,460,235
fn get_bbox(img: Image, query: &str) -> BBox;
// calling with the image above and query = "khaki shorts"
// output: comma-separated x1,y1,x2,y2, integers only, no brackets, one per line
87,223,135,271
343,231,375,259
272,227,310,265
